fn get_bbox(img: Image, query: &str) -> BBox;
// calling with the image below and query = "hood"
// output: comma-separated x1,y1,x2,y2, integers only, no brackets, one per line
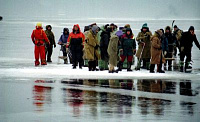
155,29,163,37
92,25,99,35
46,25,52,30
63,28,69,35
188,26,195,31
165,26,172,33
125,28,133,37
72,24,81,33
115,30,123,37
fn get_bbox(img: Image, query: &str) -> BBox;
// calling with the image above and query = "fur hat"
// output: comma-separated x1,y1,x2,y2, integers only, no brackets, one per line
156,29,163,37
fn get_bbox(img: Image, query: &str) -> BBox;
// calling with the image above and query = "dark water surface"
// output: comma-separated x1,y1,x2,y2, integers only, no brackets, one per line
0,78,199,122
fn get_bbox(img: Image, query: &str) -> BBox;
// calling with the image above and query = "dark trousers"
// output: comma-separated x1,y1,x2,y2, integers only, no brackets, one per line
46,45,53,61
71,50,83,67
180,49,191,63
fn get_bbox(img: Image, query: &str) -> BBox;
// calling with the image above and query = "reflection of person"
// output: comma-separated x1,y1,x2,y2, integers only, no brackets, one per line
31,22,50,66
33,81,52,111
180,81,192,96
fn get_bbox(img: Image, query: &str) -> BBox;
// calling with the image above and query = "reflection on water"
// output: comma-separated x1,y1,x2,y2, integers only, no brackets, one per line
31,79,200,121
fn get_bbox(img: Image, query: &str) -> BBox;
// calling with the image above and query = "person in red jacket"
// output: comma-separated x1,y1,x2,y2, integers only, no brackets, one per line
66,24,85,69
31,22,50,66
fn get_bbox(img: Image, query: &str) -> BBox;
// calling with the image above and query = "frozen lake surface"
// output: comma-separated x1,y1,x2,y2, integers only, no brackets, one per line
0,18,200,121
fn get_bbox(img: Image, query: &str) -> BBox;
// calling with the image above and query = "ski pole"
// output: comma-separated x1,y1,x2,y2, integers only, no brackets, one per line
137,42,145,70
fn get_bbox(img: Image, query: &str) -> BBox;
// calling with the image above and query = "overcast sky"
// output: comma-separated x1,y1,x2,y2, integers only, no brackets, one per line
0,0,200,20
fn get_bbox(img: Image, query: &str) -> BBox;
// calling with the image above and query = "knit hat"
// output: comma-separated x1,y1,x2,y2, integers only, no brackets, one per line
142,23,148,29
156,29,163,37
188,26,195,31
115,30,123,37
92,25,99,34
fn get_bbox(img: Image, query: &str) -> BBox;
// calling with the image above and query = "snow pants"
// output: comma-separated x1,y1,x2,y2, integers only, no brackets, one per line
46,45,53,61
35,45,46,65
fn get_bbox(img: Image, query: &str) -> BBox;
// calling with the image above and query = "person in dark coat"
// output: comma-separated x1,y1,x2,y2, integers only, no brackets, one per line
164,26,176,70
160,29,168,71
99,26,111,70
118,28,136,72
45,25,56,62
179,26,200,72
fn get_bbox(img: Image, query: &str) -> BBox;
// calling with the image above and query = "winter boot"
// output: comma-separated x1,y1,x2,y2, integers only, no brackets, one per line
127,62,132,72
179,61,184,72
88,61,92,71
47,57,52,62
41,59,47,65
157,64,165,73
35,60,40,66
64,59,68,64
150,64,155,73
117,61,123,71
146,62,150,70
135,59,141,70
185,61,192,72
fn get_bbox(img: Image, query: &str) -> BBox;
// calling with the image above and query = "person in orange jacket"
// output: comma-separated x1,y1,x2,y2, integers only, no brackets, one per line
31,22,50,66
66,24,85,69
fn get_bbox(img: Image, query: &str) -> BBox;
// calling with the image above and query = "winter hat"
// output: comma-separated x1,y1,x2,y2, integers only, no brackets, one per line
63,28,69,32
166,26,171,31
156,29,163,37
142,23,148,29
92,25,99,34
84,26,90,32
174,25,178,28
124,24,130,28
46,25,52,30
119,27,124,30
36,22,42,28
115,30,123,37
189,26,195,31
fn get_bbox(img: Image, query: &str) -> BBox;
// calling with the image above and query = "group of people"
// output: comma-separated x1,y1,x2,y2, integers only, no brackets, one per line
31,22,200,73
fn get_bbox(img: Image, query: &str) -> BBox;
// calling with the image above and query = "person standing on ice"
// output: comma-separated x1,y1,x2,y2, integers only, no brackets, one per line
173,25,183,56
117,28,136,72
107,30,123,73
179,26,200,72
58,28,71,64
66,24,85,69
160,29,168,71
135,23,152,70
99,25,111,71
31,22,50,66
84,25,100,71
150,30,165,73
164,26,176,71
45,25,56,62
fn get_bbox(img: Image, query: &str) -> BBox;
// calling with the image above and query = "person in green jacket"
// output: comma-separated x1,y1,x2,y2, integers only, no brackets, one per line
117,28,136,72
135,23,152,70
45,25,56,62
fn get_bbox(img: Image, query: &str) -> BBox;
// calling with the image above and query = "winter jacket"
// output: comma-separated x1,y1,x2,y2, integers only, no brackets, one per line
119,33,136,56
31,27,49,46
161,34,168,52
180,31,200,51
136,31,152,59
107,34,119,66
165,32,176,53
67,24,85,51
173,29,183,41
150,33,165,64
100,30,110,61
58,34,69,44
45,30,55,46
84,30,100,61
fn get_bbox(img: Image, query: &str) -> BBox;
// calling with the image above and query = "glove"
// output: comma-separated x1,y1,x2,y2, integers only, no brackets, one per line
54,44,56,48
66,48,69,52
32,40,35,44
173,43,176,47
164,51,167,56
94,45,99,49
133,49,136,55
119,49,123,55
140,41,145,46
181,47,184,52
